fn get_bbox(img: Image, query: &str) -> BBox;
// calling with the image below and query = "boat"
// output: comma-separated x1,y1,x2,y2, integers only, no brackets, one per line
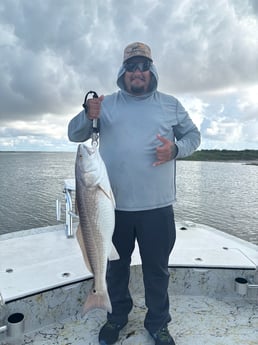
0,179,257,345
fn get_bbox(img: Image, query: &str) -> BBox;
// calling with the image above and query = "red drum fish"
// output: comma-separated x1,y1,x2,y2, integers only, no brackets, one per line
75,143,119,314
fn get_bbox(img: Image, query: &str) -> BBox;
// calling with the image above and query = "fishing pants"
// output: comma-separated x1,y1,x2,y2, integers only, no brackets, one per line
106,205,176,333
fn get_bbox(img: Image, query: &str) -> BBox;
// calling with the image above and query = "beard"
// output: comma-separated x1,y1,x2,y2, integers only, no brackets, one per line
124,72,151,95
130,85,145,94
130,76,146,94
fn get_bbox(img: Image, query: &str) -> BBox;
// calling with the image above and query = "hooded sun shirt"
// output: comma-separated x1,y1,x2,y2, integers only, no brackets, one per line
68,63,201,211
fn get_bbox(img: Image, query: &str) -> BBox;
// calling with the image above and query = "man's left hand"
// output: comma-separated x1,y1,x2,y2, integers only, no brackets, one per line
153,134,177,167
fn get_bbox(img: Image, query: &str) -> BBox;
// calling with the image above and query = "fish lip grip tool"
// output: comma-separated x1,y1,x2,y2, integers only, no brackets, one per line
82,90,99,147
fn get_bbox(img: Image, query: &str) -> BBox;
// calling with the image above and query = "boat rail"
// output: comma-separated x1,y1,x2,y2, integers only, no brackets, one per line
56,178,77,238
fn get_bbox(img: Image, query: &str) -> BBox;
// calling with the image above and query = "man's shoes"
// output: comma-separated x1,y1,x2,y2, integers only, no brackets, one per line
99,320,127,345
150,326,176,345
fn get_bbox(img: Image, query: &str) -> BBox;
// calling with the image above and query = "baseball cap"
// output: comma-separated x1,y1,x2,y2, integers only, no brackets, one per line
123,42,153,63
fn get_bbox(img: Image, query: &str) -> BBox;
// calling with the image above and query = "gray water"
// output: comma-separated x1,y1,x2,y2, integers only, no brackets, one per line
0,152,257,245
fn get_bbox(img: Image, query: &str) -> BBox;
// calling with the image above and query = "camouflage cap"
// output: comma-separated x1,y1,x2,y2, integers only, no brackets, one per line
123,42,153,62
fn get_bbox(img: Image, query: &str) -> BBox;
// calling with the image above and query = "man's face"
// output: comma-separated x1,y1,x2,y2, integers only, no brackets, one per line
123,57,152,95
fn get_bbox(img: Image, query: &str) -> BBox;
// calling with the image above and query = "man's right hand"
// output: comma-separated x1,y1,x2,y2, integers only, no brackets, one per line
86,95,104,120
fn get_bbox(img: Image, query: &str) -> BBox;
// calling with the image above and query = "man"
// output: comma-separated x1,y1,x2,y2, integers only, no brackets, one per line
68,42,201,345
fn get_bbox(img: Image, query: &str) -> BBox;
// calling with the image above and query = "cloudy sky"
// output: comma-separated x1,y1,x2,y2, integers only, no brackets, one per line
0,0,258,152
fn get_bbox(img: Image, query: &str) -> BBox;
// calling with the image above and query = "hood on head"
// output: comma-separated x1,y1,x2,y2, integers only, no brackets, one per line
117,41,158,93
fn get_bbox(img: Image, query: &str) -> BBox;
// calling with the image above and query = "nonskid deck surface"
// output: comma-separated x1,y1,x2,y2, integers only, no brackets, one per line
21,294,257,345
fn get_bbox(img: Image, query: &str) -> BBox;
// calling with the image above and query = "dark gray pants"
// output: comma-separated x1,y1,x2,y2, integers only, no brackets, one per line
106,206,176,333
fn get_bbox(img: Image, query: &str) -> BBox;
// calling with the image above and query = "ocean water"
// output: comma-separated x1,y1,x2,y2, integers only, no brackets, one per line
0,152,257,245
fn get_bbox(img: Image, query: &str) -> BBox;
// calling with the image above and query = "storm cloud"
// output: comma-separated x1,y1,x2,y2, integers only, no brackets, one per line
0,0,257,150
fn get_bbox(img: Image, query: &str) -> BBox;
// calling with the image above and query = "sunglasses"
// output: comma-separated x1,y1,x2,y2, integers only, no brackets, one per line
124,60,152,72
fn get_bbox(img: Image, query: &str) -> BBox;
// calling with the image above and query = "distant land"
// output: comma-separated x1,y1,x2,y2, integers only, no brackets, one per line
180,149,258,164
1,149,258,165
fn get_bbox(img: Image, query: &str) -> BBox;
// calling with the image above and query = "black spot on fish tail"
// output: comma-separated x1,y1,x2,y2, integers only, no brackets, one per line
82,289,112,315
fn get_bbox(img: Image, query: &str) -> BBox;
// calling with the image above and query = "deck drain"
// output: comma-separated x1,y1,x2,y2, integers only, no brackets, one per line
180,227,188,230
222,246,229,250
6,268,13,273
194,257,203,262
61,272,71,278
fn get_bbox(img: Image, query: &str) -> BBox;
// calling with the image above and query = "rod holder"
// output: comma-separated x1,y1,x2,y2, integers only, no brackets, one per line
7,313,25,338
235,277,258,296
0,313,25,344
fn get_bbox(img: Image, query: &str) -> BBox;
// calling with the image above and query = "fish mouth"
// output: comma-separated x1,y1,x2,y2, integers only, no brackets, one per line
79,143,96,156
85,145,95,156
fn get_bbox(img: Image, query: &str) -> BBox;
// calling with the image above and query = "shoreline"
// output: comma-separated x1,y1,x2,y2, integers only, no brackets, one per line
179,159,258,165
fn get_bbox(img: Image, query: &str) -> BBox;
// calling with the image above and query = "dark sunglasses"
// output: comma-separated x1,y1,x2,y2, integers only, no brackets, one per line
124,60,152,72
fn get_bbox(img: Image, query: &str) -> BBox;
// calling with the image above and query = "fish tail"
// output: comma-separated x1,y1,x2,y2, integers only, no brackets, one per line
82,289,112,315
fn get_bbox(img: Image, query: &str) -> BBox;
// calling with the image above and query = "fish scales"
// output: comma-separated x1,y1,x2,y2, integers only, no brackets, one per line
75,143,119,315
78,188,109,286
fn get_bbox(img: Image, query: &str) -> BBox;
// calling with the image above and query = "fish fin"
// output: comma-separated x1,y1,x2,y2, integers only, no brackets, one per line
108,242,120,261
97,181,110,197
109,189,116,208
76,224,93,273
98,184,116,207
82,288,112,315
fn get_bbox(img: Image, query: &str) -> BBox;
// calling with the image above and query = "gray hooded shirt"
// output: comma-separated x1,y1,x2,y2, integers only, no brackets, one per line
68,64,201,211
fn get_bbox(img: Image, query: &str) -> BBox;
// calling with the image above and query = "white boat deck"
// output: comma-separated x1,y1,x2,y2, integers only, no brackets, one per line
0,223,257,345
0,221,257,302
